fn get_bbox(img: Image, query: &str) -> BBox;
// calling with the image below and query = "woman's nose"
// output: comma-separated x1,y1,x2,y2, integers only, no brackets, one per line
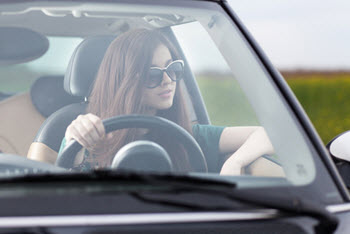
161,71,172,86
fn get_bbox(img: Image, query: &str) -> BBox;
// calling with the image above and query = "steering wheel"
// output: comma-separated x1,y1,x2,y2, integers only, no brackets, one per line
56,115,208,172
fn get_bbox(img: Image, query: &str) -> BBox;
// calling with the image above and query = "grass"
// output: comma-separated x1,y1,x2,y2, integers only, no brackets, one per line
196,76,259,127
0,64,43,92
198,72,350,145
285,74,350,144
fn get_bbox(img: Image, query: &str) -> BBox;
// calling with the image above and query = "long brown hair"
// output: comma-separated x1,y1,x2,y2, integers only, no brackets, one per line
87,29,192,172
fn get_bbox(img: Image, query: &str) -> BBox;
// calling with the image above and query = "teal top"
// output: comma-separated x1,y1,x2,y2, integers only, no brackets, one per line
192,124,225,172
58,124,225,172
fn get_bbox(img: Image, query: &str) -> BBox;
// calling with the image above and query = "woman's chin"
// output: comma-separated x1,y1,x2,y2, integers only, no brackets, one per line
156,101,174,110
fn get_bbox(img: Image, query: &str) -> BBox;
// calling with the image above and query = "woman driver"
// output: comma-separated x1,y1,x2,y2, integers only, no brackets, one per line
59,29,274,175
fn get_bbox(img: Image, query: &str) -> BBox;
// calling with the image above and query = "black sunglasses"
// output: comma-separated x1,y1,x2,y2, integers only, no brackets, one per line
146,60,184,89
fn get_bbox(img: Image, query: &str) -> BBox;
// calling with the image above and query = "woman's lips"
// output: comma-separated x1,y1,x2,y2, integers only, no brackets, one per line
158,89,172,98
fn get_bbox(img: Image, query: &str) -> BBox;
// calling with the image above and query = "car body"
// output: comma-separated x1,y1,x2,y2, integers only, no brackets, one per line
0,0,349,233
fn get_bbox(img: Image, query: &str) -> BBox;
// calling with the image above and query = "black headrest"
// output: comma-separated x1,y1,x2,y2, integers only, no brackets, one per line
30,76,82,118
64,36,115,97
0,27,49,66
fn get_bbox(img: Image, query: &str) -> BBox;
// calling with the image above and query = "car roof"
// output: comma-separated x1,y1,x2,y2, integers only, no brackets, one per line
0,0,222,37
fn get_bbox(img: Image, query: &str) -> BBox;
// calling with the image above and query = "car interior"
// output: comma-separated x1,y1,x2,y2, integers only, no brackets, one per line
0,27,81,158
0,9,285,177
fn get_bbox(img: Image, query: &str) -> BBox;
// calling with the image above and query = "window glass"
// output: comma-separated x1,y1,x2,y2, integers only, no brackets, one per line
173,22,259,126
0,37,82,93
171,11,316,185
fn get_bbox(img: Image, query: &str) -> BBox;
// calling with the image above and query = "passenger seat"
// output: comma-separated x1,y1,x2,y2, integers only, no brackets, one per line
0,76,81,157
0,92,45,156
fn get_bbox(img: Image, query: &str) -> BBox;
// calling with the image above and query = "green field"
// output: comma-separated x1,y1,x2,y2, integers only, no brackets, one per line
198,72,350,145
196,77,259,127
285,72,350,144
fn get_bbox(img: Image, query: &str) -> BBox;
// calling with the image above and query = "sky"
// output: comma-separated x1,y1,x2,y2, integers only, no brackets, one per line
227,0,350,70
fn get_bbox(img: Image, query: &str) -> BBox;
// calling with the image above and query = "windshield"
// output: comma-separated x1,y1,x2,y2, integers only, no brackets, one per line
0,1,337,199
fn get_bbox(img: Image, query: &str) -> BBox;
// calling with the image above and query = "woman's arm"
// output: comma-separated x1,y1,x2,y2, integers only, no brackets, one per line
64,113,113,166
65,113,106,150
219,126,274,175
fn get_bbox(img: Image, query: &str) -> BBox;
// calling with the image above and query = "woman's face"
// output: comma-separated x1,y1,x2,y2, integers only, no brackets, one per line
142,44,177,113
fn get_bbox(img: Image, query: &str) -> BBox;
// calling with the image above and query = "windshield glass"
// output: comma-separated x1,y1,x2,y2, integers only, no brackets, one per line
0,1,328,192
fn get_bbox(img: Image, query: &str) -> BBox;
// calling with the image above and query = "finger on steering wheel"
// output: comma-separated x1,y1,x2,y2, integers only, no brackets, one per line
66,124,91,149
86,114,105,138
66,114,105,149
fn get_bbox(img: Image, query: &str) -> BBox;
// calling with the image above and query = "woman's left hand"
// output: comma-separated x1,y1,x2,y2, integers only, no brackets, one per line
219,127,274,175
220,157,242,175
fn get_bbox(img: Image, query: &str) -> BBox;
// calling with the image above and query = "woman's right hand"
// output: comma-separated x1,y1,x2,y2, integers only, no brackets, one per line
65,113,107,151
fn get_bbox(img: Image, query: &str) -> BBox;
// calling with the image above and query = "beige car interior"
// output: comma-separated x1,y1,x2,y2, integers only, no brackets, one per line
0,93,45,157
0,75,81,162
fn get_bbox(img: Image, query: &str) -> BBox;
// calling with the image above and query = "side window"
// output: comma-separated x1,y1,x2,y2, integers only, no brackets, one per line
173,22,259,126
0,37,82,93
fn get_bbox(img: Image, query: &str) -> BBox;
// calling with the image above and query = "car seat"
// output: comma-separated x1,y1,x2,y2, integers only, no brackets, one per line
27,36,115,163
30,76,82,119
0,92,46,156
0,27,50,157
0,76,80,157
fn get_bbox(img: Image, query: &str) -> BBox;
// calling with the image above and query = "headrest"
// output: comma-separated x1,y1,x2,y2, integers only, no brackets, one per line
30,76,82,117
0,27,49,66
64,36,115,97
